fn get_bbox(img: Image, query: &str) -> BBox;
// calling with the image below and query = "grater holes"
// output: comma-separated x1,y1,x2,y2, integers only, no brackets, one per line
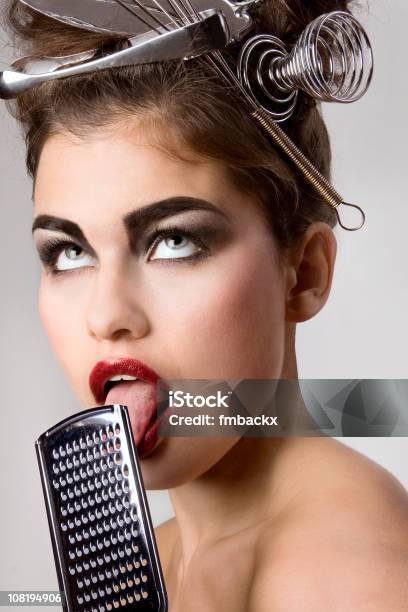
53,423,155,610
133,559,141,571
130,505,138,521
93,447,101,461
123,495,130,510
108,471,116,485
114,467,123,482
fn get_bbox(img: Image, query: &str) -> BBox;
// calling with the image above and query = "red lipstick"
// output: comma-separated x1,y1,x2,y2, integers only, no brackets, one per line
89,357,160,405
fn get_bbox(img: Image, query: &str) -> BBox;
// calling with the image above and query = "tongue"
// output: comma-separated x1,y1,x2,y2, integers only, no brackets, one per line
106,380,157,446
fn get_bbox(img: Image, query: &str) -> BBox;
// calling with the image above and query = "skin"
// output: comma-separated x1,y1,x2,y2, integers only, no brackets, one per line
32,123,408,611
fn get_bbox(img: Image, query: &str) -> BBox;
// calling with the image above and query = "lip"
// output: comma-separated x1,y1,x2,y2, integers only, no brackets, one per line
89,357,161,405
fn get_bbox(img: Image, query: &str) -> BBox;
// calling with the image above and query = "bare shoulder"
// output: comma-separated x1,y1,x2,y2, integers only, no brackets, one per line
249,440,408,611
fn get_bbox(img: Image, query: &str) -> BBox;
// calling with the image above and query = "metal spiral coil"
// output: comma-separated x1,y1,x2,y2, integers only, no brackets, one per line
238,10,374,122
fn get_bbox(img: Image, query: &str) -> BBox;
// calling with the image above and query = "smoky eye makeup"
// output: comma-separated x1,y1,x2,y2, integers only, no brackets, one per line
32,206,234,275
138,217,233,261
36,236,84,267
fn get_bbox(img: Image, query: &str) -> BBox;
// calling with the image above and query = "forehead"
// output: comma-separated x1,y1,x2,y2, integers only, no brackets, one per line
34,128,252,224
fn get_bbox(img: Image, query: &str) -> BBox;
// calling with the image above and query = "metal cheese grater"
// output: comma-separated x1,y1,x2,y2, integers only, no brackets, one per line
35,404,168,612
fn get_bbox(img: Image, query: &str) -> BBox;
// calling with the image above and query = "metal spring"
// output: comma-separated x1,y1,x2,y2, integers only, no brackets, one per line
252,108,366,230
238,10,373,122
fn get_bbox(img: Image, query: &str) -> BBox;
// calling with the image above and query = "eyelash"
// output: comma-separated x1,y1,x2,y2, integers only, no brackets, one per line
38,226,210,276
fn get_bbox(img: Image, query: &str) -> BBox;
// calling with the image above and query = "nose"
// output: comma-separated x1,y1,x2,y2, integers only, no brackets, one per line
86,263,150,342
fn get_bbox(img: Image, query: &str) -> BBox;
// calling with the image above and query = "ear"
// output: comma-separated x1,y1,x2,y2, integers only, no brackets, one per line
284,222,337,323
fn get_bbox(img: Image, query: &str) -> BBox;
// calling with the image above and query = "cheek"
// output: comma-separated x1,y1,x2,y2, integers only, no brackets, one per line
38,276,86,391
156,242,286,378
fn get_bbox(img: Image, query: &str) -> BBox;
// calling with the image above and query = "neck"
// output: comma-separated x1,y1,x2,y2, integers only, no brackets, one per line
169,335,314,566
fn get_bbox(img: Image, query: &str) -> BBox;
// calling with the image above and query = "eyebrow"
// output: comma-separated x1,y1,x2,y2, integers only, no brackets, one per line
32,197,230,244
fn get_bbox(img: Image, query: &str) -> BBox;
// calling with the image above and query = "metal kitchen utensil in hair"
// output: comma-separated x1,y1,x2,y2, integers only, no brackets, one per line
20,0,256,40
0,10,228,98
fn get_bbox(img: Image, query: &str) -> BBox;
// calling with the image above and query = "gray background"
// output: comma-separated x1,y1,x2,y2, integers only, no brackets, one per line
0,0,407,596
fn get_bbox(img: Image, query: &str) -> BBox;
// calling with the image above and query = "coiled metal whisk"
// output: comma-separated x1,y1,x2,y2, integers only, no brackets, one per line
231,10,373,230
238,10,373,122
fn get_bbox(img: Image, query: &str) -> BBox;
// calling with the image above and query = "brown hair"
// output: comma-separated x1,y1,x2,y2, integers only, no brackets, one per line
4,0,354,249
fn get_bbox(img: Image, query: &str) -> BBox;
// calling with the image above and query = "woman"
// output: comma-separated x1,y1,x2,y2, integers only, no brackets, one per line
4,0,408,609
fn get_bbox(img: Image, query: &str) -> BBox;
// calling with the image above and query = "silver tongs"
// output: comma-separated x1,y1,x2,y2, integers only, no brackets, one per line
0,9,229,99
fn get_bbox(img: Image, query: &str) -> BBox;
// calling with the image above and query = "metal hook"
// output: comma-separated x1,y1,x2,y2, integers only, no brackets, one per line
335,202,366,231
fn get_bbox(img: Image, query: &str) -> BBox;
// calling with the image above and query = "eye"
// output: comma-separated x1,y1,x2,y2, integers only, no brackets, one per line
149,231,203,261
55,244,95,272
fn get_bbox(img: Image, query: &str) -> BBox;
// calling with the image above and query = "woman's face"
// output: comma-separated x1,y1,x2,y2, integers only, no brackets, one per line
32,124,288,489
